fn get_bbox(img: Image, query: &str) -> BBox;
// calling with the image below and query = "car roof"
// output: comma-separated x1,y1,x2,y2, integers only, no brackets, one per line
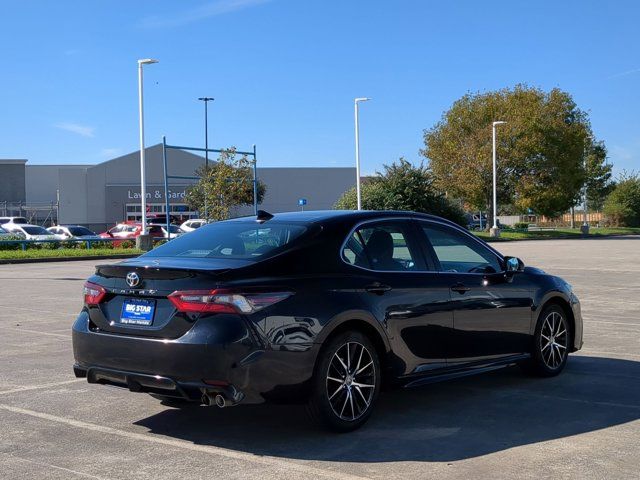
226,210,459,227
12,224,47,228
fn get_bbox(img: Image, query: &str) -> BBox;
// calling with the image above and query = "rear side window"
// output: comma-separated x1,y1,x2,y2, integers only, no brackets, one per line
342,221,419,271
144,221,308,261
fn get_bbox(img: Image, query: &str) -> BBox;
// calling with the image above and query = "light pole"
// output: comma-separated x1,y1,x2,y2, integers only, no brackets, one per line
137,58,158,250
198,97,214,168
354,97,371,210
491,121,506,237
198,97,214,219
581,154,590,235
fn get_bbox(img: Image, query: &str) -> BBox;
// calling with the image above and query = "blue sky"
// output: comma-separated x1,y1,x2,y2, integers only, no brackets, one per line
1,0,639,175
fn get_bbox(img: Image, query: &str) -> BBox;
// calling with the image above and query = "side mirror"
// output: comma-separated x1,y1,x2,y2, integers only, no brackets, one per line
504,256,525,274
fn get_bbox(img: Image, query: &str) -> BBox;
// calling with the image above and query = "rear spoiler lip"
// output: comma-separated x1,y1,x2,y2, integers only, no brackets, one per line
94,262,235,280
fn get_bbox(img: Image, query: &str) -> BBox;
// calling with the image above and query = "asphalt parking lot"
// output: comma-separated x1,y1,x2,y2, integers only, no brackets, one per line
0,237,638,479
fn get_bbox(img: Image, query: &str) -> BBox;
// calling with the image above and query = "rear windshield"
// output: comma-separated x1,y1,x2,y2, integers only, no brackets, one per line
68,227,94,236
1,217,28,224
144,221,307,260
23,226,49,235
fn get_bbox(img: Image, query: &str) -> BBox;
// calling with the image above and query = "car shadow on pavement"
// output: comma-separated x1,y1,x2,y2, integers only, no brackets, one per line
134,355,640,462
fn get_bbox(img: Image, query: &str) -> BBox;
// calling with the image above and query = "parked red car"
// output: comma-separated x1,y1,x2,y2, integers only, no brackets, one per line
99,223,165,246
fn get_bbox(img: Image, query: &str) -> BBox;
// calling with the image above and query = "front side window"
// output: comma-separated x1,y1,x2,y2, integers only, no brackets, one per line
421,223,501,273
343,221,419,271
23,226,50,235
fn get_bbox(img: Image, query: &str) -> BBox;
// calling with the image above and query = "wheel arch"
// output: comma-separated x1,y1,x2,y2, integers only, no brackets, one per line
313,313,392,379
536,293,576,350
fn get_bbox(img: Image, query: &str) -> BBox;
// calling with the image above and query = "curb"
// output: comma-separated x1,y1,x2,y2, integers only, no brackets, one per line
0,254,140,265
483,233,640,243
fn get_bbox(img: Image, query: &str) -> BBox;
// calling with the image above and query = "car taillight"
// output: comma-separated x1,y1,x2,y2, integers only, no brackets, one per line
83,281,106,305
168,289,292,314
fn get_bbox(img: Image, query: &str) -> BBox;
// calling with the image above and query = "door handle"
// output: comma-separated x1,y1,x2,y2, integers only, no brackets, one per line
451,283,471,294
365,283,392,295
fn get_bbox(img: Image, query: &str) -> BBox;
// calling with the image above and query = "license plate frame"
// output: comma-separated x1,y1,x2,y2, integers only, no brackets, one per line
120,298,156,326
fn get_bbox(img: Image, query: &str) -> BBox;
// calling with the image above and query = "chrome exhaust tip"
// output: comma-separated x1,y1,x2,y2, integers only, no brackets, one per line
214,394,226,408
201,393,214,406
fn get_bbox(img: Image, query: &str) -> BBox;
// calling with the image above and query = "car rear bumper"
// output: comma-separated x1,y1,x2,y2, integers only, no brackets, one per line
72,310,319,405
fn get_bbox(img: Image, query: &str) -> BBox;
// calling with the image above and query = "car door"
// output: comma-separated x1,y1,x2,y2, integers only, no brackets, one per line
416,220,533,364
342,219,453,375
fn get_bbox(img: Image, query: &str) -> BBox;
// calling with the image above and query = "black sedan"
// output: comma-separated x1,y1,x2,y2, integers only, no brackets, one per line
72,210,583,431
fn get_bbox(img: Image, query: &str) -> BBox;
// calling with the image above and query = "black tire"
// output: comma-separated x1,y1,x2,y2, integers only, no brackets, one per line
306,330,381,432
520,304,570,377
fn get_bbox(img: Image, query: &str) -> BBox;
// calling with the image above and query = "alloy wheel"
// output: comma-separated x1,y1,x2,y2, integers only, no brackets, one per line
326,342,376,421
539,311,568,369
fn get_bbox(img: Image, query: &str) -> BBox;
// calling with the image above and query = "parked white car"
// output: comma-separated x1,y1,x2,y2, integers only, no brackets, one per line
3,224,58,240
0,226,16,238
0,216,29,227
47,225,101,240
160,225,184,239
180,219,207,232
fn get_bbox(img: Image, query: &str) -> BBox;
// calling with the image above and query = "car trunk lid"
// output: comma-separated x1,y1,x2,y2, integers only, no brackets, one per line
87,257,250,338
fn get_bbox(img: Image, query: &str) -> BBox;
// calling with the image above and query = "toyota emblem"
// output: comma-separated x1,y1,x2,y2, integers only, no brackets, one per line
126,272,140,287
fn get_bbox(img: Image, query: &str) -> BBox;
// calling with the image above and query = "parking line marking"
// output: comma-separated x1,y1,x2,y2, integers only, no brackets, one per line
587,321,640,327
0,404,370,480
0,326,70,338
0,304,77,315
0,379,84,396
0,452,111,480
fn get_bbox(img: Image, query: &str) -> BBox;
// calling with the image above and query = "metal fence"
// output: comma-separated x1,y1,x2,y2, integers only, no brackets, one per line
0,201,59,227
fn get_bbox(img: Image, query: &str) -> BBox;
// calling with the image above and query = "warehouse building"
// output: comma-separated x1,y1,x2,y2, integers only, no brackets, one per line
0,145,356,231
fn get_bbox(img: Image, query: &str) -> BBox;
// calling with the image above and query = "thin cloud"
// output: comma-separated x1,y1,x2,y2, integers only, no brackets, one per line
54,122,95,138
139,0,271,28
100,148,122,158
607,68,640,80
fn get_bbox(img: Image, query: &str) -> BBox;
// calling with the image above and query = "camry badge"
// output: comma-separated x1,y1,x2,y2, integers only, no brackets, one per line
126,272,140,287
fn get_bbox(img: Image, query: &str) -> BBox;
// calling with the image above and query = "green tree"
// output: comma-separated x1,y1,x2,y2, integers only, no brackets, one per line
603,172,640,227
185,148,266,221
422,85,597,218
334,158,466,225
584,141,614,211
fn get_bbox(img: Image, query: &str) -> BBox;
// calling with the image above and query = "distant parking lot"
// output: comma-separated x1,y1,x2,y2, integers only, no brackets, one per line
0,237,638,479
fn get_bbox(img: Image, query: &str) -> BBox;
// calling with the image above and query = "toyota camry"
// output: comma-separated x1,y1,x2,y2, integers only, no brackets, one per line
72,210,583,431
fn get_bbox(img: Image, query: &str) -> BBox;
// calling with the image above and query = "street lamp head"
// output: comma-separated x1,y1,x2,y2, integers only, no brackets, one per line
198,97,215,102
493,120,506,126
138,58,159,65
355,97,371,103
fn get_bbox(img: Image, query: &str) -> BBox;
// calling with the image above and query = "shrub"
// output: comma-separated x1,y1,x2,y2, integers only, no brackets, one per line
513,222,530,230
0,234,22,250
603,173,640,227
119,240,135,249
334,158,467,226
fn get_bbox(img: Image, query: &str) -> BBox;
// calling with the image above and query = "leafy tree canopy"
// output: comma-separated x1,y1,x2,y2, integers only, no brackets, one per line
185,148,266,222
334,158,466,225
422,85,610,218
585,141,614,211
603,172,640,227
